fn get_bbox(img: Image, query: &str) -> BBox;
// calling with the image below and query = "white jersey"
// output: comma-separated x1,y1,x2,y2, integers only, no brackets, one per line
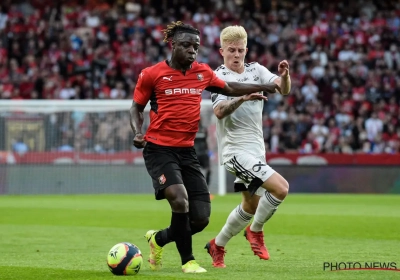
211,62,278,165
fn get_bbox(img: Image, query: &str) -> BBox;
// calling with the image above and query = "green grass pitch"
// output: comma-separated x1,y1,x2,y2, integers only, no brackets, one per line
0,194,399,280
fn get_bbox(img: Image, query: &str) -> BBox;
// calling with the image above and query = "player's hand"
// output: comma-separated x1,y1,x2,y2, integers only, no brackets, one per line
243,92,268,101
278,60,290,77
262,82,281,94
133,133,146,149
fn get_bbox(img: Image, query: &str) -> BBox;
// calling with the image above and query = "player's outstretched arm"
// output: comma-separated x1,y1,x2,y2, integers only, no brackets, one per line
221,82,281,97
214,98,245,119
214,92,266,119
130,101,146,148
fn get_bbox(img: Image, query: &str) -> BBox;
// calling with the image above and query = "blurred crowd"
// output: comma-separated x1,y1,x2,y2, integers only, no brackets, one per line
1,0,400,154
7,111,133,153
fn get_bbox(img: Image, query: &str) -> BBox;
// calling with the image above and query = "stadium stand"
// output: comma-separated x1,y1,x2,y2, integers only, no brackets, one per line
0,0,399,154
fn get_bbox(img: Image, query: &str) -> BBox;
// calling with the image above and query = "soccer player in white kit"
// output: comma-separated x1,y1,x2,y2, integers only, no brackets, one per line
205,25,291,268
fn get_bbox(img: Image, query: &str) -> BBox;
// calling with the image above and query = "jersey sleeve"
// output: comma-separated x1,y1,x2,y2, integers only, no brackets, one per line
207,65,226,89
133,69,154,106
210,69,229,109
211,91,228,109
258,63,279,84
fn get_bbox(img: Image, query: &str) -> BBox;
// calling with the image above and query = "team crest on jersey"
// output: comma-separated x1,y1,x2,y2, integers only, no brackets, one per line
158,174,166,185
197,74,204,81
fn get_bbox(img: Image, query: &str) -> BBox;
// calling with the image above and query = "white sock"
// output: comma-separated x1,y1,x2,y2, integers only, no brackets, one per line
250,191,282,232
215,204,253,247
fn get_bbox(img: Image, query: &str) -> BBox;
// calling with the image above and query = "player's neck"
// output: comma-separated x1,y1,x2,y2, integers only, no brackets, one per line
167,59,192,74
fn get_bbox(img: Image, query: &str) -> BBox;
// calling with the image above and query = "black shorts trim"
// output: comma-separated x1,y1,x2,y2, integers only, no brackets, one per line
233,180,263,196
234,183,247,192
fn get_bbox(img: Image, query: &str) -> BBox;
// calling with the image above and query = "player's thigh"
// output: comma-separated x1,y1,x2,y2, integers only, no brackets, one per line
180,148,210,204
142,142,184,200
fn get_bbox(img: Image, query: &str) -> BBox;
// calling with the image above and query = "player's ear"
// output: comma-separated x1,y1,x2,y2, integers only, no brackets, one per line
219,48,223,56
245,48,248,55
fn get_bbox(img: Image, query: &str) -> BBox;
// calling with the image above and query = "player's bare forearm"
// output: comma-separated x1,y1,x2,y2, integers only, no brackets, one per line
130,101,145,134
275,76,291,95
214,97,245,119
221,82,280,96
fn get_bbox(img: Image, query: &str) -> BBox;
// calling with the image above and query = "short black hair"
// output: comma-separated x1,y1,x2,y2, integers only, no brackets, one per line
162,21,200,43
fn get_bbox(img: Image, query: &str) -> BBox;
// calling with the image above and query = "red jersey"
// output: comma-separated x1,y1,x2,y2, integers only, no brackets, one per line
134,60,226,147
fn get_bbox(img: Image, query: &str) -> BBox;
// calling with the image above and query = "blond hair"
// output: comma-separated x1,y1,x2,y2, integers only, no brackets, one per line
220,25,247,47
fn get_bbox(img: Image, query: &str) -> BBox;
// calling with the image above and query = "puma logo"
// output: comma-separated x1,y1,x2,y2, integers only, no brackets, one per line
163,76,173,81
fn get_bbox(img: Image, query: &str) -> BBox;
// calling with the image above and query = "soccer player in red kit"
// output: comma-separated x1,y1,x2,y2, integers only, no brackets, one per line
130,21,281,273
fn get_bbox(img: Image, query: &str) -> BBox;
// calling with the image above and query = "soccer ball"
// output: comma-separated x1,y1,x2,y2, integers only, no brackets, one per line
107,242,143,276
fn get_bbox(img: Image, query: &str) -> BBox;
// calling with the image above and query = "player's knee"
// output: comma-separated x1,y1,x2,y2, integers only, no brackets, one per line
275,179,289,200
190,217,209,234
263,173,289,200
188,199,210,233
164,184,189,212
169,196,189,212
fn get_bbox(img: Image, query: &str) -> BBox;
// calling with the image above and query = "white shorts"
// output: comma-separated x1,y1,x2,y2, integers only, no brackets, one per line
224,154,276,196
